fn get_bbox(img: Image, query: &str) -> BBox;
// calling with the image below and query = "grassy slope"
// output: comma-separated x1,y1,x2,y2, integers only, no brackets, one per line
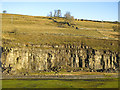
1,13,119,51
2,78,118,88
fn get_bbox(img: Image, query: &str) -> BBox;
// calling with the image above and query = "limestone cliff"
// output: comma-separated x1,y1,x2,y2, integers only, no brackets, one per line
1,44,119,75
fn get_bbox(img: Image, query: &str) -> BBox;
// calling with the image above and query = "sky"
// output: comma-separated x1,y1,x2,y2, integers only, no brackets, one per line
1,2,118,21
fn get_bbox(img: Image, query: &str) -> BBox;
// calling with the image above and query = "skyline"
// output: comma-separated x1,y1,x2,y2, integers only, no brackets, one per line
1,2,118,21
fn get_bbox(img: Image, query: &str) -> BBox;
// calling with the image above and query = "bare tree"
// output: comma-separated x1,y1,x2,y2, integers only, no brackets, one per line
64,12,71,19
49,12,52,17
64,11,74,23
57,9,62,17
54,10,57,17
54,9,62,17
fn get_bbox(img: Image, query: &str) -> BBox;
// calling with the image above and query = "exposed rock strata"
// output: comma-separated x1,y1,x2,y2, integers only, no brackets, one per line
1,44,119,75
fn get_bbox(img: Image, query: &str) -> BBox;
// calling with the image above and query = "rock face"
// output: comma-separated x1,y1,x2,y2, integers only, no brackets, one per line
1,44,119,75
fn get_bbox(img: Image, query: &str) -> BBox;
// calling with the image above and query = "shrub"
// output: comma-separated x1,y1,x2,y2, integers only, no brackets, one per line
112,26,118,31
9,28,18,34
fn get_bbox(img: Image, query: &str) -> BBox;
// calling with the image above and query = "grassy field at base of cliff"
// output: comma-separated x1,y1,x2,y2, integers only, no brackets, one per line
2,78,118,88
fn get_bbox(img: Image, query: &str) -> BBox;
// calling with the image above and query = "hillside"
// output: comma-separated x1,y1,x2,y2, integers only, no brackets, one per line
1,13,119,51
1,13,119,75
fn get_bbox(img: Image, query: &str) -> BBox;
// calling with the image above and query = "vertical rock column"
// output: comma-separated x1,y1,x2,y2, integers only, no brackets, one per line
103,53,111,70
75,53,79,68
28,51,33,71
112,53,117,69
94,50,102,70
51,53,55,68
89,55,94,70
24,50,29,70
6,48,14,67
79,49,86,68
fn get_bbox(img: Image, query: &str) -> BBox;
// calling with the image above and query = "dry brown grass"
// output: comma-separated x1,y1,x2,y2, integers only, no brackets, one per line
1,13,119,51
75,20,117,29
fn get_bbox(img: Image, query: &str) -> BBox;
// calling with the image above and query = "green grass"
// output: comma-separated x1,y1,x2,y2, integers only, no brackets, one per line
2,78,118,88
